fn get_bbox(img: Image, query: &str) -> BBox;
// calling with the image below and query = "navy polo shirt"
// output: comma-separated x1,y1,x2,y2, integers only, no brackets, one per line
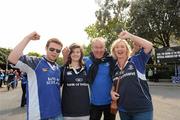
113,49,153,113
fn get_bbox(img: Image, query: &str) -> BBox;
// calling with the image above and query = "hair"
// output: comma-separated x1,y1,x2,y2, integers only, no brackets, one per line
110,38,132,59
91,37,106,46
46,38,63,48
65,43,84,67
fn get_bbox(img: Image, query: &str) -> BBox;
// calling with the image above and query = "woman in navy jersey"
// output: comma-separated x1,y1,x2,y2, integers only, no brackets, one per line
61,43,90,120
110,31,153,120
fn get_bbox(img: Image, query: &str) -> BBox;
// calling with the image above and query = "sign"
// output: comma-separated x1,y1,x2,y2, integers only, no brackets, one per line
156,46,180,63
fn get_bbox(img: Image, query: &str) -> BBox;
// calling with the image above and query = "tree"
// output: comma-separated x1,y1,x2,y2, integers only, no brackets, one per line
85,0,130,50
56,57,63,65
0,47,11,64
83,44,91,56
0,47,11,69
129,0,180,48
28,51,42,57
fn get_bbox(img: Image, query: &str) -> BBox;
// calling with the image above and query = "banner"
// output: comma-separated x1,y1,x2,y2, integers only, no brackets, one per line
156,46,180,63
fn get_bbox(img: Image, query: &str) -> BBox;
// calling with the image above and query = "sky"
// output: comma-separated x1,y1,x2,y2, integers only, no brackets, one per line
0,0,99,55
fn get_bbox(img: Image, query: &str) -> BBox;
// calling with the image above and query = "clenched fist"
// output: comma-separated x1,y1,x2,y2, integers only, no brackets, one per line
25,31,40,41
118,31,133,40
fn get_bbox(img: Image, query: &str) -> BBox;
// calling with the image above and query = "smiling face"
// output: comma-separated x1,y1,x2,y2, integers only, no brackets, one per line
91,38,106,59
114,41,128,59
46,42,62,62
111,39,132,60
66,43,84,66
70,48,81,62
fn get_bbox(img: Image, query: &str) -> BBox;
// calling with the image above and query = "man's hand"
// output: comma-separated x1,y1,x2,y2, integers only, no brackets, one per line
24,31,40,41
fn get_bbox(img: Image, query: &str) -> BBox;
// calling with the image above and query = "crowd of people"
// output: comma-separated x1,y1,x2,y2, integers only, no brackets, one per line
6,30,153,120
0,69,19,90
0,69,27,107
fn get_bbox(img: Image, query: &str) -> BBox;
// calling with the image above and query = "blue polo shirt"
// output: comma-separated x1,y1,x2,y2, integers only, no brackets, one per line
15,55,62,120
84,57,113,105
113,49,153,113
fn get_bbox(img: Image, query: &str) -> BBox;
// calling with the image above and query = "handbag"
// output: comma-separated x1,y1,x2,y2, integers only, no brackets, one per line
110,77,120,115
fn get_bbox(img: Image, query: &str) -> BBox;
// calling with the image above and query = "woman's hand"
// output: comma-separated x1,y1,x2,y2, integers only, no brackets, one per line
111,91,120,101
118,31,133,40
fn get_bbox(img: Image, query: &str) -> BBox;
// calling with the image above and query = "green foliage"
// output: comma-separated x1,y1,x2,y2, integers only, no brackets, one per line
0,47,11,64
129,0,180,48
83,44,91,56
28,51,42,57
56,57,63,65
85,0,130,50
85,0,180,49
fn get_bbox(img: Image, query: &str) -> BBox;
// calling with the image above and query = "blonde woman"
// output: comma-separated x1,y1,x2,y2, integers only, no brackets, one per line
110,31,153,120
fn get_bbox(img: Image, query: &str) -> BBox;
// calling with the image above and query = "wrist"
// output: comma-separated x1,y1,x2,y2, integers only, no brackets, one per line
24,36,32,41
129,34,135,40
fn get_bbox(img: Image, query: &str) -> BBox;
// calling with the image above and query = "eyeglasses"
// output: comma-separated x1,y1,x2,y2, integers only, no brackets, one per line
48,48,61,53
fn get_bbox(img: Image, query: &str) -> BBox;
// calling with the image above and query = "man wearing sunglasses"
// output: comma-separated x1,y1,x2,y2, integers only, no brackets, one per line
8,32,63,120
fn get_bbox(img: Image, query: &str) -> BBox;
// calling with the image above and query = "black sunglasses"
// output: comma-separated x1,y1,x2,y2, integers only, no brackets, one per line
48,48,61,53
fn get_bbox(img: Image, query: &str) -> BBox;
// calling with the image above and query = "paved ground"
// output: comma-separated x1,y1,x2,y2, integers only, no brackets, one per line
0,82,180,120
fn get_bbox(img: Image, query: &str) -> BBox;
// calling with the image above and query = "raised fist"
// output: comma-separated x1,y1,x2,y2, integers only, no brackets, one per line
25,31,40,41
118,31,132,40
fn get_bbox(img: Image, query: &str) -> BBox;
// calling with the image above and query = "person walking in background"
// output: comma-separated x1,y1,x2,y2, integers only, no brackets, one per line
8,32,63,120
110,31,153,120
7,69,15,90
0,69,5,88
61,43,90,120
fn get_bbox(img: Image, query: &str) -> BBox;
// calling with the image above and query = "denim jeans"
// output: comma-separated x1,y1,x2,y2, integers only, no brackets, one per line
119,111,153,120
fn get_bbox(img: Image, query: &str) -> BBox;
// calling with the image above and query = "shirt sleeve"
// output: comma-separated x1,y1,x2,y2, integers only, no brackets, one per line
14,55,41,73
131,49,151,73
